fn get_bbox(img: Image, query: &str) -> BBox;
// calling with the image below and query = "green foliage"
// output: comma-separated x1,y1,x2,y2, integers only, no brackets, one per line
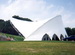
0,41,75,55
12,15,33,22
3,20,19,35
0,19,5,32
0,19,20,35
65,27,73,36
65,27,75,36
72,28,75,35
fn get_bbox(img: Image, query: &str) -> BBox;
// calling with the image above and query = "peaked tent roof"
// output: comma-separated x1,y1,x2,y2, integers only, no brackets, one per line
10,15,67,41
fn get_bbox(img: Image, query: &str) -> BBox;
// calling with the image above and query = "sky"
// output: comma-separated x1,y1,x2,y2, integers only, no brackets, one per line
0,0,75,28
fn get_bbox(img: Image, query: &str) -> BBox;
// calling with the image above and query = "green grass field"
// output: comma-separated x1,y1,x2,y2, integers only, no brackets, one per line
0,41,75,55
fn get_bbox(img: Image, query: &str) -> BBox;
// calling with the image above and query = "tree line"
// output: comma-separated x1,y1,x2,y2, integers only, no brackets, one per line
0,19,19,35
65,27,75,36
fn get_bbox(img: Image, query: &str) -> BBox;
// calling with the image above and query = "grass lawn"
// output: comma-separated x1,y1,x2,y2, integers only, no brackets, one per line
0,41,75,55
0,33,24,41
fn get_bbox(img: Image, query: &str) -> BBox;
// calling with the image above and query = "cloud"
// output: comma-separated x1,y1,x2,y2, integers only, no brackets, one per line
0,0,63,20
61,10,74,27
0,0,75,27
8,0,12,4
0,0,54,21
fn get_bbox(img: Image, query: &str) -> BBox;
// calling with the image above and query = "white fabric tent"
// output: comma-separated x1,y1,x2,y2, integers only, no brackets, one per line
10,15,67,41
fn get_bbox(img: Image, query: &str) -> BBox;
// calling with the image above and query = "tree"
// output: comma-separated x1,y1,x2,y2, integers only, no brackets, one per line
2,20,19,35
65,27,73,36
0,19,5,32
0,19,20,35
72,28,75,35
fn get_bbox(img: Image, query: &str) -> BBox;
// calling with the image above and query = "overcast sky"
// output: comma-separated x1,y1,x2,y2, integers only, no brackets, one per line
0,0,75,28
